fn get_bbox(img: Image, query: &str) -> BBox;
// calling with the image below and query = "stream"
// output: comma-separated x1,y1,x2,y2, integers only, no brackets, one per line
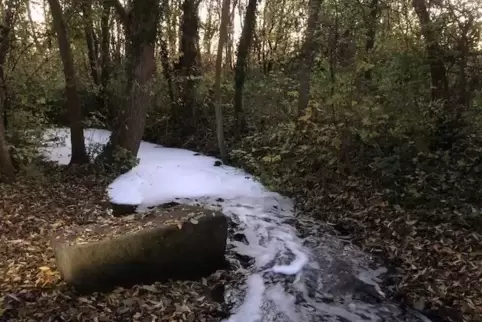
175,195,433,322
42,128,433,322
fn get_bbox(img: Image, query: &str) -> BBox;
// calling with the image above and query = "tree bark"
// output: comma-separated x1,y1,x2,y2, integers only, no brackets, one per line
174,0,201,137
0,1,15,179
364,0,378,80
100,2,111,116
159,37,175,107
225,0,237,69
202,0,215,61
166,0,178,62
100,0,160,160
159,0,176,108
214,0,231,162
297,0,323,115
233,0,257,135
48,0,89,165
82,0,100,86
412,0,448,104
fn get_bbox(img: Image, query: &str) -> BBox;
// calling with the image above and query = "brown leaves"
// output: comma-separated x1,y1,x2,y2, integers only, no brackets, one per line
35,266,58,288
235,125,482,321
314,198,482,322
0,167,226,321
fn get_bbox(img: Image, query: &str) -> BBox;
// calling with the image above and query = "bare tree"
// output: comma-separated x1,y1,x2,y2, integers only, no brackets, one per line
48,0,89,165
214,0,231,162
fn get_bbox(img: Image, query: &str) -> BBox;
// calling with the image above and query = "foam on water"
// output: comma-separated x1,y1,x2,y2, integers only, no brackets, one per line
41,128,431,322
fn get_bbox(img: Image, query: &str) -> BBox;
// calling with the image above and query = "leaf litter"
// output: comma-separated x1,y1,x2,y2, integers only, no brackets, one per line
53,206,211,247
0,166,230,321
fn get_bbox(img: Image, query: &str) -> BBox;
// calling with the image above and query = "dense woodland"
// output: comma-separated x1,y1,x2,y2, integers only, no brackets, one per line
0,0,481,321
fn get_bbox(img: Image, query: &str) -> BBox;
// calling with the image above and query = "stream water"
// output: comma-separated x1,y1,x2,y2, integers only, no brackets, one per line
42,128,433,322
182,195,433,322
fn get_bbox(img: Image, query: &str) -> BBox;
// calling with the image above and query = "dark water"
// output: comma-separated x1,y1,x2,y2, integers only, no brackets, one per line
202,195,434,322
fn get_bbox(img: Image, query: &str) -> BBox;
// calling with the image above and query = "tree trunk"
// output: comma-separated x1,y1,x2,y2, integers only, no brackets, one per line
48,0,89,165
0,1,15,180
297,0,322,115
167,0,178,61
412,0,448,104
175,0,201,137
160,37,175,107
233,0,257,136
82,0,100,86
159,0,176,108
456,22,470,111
27,1,42,52
364,0,378,80
225,0,237,69
214,0,231,162
100,2,111,117
202,0,215,61
100,0,160,160
412,0,456,149
113,16,122,65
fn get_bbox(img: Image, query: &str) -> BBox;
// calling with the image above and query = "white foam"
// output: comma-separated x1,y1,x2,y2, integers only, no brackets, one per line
223,274,266,322
40,128,309,321
40,128,430,322
266,284,299,321
272,241,309,275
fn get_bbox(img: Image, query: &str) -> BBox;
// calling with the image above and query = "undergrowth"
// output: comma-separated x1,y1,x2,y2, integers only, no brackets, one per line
230,108,482,322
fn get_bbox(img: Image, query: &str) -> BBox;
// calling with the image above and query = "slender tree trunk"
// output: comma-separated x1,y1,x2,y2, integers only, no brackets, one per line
225,0,237,69
214,0,231,162
412,0,448,104
456,27,470,110
0,115,13,179
159,37,175,107
48,0,89,165
0,1,15,179
100,0,160,160
159,0,176,106
297,0,323,115
27,2,42,52
175,0,201,137
100,2,111,116
203,0,215,61
412,0,455,149
233,0,257,136
113,17,122,65
82,0,100,86
328,1,339,121
167,0,178,60
364,0,378,80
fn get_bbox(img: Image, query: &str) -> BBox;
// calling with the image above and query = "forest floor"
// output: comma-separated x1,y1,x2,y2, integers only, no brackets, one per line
299,182,482,322
0,165,228,322
227,125,482,322
1,142,481,322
